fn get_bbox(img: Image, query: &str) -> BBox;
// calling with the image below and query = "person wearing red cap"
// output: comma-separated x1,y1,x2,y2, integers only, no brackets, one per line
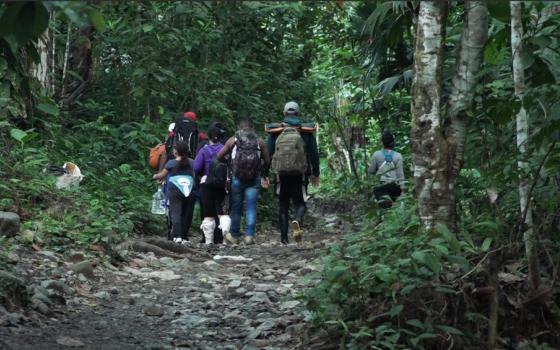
184,111,197,122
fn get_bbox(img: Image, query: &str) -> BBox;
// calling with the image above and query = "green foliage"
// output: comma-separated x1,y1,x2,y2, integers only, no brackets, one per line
304,203,486,349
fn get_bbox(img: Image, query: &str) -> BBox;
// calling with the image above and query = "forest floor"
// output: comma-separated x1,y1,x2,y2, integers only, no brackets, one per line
0,200,348,350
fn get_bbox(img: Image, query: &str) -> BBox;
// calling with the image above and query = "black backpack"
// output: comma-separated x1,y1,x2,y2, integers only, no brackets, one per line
232,130,261,180
206,159,228,189
169,117,198,157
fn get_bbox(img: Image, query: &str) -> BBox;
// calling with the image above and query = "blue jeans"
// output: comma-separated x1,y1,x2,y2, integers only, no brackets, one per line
230,176,260,237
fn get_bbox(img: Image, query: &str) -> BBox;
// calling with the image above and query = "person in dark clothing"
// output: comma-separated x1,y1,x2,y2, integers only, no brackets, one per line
193,126,230,245
267,101,320,244
153,141,196,244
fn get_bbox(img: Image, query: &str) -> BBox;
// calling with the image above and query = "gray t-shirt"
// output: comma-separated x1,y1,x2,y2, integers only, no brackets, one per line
368,149,405,186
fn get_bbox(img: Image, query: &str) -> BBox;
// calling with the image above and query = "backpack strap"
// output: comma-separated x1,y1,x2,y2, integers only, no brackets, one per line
383,150,394,162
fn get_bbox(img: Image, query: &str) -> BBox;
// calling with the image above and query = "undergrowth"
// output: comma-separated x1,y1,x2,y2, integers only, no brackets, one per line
0,114,165,252
303,199,560,349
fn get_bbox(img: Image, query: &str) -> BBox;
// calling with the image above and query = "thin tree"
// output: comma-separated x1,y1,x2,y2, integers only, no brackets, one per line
510,1,540,291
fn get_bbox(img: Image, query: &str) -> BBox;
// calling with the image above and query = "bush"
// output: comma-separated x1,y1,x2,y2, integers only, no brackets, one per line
303,201,482,349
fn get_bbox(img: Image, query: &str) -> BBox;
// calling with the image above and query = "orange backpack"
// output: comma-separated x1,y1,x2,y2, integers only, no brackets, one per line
149,143,166,170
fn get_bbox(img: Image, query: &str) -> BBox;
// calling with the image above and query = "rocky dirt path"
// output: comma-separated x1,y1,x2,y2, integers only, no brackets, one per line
0,213,344,350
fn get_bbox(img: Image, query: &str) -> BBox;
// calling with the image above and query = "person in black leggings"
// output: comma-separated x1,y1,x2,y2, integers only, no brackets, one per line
153,141,195,244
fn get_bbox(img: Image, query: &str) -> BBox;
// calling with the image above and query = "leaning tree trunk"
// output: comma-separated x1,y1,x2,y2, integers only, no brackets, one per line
410,2,449,229
510,1,540,291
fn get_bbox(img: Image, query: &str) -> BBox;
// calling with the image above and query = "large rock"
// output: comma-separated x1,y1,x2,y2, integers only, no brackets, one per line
0,270,28,310
0,212,20,237
69,260,95,279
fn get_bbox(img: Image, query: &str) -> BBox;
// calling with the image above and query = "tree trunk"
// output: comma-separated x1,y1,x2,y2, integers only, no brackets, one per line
510,1,540,291
411,1,488,230
33,33,49,90
410,1,449,229
61,23,72,97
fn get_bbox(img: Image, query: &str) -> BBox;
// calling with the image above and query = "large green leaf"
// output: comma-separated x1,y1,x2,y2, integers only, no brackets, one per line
87,8,106,33
10,128,28,143
37,103,60,117
0,2,49,44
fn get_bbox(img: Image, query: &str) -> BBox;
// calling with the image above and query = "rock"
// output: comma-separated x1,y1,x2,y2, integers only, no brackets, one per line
68,252,85,263
56,336,85,347
248,292,272,305
144,304,165,317
0,211,20,237
171,314,207,326
254,283,276,292
227,279,242,289
235,287,248,296
0,270,28,310
69,260,95,279
280,300,300,309
109,287,119,295
247,319,277,339
148,270,181,281
245,339,271,348
93,291,110,300
6,252,18,264
286,322,305,335
31,297,51,315
42,280,74,295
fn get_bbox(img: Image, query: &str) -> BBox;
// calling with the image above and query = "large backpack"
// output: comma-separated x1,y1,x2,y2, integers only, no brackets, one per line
272,127,307,175
170,117,198,157
204,144,229,189
376,150,397,183
232,130,261,180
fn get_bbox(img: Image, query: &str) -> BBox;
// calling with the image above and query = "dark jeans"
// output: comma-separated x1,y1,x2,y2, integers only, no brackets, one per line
168,184,195,240
373,182,402,207
278,175,306,240
200,184,226,244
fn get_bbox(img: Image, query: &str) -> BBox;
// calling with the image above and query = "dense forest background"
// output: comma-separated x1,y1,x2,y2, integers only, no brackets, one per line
1,1,559,349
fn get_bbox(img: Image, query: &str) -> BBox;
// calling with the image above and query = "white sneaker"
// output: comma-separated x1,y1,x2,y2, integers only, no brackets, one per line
173,237,183,244
243,236,255,245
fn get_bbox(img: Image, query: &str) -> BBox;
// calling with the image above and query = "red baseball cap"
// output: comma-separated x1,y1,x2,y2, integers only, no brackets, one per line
183,111,197,121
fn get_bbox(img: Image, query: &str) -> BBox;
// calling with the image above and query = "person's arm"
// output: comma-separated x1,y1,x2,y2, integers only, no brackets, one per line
259,138,271,178
396,156,405,190
216,137,234,162
306,133,320,178
368,153,378,175
193,148,205,175
266,133,276,159
153,167,169,182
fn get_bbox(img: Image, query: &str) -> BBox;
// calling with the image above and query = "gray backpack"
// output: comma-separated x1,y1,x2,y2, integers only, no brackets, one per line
376,150,397,183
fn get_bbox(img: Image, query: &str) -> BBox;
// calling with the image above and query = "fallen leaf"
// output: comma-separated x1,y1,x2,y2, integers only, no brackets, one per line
32,244,42,251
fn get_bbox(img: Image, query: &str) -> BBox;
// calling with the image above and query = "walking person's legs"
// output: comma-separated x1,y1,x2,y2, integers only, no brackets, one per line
181,194,195,241
243,178,260,244
168,185,185,242
227,177,243,243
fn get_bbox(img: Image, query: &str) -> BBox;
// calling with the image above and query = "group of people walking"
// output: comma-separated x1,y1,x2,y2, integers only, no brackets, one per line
152,101,320,245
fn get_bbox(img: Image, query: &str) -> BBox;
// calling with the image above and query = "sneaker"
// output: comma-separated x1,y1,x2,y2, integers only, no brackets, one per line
225,233,239,245
173,237,183,244
243,236,255,245
377,196,393,209
291,221,302,242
